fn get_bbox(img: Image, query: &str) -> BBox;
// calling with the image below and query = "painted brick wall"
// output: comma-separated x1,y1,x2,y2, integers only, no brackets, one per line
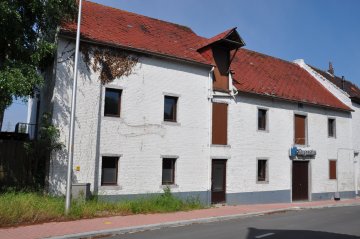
222,93,354,197
352,103,360,194
295,60,360,195
47,38,356,201
48,38,211,195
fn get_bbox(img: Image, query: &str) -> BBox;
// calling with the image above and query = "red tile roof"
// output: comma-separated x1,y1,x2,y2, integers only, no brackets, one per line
60,1,351,111
309,66,360,104
198,28,236,49
61,1,209,65
231,49,352,111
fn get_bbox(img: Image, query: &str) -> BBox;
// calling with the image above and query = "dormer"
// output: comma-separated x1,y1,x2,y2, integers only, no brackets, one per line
198,28,245,92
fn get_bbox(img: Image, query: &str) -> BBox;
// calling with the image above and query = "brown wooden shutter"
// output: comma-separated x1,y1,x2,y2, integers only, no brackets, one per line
329,160,337,179
294,114,306,145
212,47,229,91
212,103,228,145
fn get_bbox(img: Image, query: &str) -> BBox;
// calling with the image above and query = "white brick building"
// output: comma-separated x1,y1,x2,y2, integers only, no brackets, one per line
31,1,359,204
295,60,360,197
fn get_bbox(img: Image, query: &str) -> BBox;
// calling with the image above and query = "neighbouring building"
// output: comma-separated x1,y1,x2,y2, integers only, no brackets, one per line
295,60,360,196
29,1,359,205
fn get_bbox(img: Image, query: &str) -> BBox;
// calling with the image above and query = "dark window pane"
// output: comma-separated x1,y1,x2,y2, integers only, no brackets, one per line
258,109,267,130
164,96,177,121
328,119,335,137
105,89,121,116
162,158,176,185
257,160,267,182
101,157,118,185
212,162,225,191
212,47,230,91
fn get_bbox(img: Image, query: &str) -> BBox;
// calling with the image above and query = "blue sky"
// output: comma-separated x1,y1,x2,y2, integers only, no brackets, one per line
2,0,360,131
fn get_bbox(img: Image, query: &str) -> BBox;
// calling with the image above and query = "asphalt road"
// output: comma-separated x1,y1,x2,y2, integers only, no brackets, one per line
106,205,360,239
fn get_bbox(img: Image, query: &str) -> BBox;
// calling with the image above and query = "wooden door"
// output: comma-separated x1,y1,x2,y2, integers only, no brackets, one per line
292,161,309,201
211,160,226,204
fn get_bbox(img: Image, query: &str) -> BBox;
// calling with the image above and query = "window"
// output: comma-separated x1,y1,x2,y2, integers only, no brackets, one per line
162,158,176,185
294,114,306,145
164,96,178,122
329,160,337,180
212,103,228,145
257,159,268,182
328,118,336,137
104,88,122,117
101,156,119,185
212,46,230,91
258,108,267,131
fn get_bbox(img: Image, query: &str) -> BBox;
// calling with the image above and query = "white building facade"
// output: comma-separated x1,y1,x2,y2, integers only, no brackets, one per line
34,1,359,205
295,59,360,196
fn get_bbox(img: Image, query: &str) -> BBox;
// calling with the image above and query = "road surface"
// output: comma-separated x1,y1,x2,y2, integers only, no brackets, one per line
106,205,360,239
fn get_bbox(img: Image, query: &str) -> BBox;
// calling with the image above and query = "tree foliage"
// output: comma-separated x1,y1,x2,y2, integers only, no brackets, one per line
0,0,77,127
25,113,64,188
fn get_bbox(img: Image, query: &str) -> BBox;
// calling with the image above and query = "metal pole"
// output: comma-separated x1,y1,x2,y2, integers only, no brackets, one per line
65,0,83,214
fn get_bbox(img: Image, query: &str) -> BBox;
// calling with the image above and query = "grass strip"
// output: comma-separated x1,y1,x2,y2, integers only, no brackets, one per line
0,188,204,227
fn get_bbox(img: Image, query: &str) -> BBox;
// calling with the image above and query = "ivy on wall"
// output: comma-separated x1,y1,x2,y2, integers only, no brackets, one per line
80,44,138,84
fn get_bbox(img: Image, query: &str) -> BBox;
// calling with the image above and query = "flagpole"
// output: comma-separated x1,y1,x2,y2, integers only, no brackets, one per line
65,0,83,214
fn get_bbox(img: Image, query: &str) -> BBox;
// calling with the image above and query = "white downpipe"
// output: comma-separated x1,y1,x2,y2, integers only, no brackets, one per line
229,72,238,99
354,152,359,196
208,67,214,205
65,0,83,214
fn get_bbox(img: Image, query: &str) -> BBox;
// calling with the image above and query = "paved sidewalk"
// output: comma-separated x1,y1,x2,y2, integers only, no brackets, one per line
1,198,359,239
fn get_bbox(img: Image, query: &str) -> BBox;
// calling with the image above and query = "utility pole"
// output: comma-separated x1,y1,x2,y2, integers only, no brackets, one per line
65,0,83,214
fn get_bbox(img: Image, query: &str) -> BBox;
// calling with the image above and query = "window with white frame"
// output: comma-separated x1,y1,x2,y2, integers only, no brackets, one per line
162,158,176,185
104,88,122,117
257,159,269,183
257,108,268,131
101,156,119,185
328,118,336,138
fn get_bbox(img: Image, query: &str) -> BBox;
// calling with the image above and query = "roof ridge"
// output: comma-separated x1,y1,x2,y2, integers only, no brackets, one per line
86,1,196,34
309,64,360,88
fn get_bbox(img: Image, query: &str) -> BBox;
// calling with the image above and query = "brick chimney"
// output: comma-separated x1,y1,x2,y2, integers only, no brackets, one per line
328,62,334,75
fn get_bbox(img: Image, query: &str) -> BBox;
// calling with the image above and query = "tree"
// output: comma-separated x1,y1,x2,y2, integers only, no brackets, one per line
25,113,64,188
0,0,77,130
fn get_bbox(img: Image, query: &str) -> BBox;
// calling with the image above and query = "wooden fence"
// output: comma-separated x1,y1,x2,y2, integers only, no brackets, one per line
0,139,33,188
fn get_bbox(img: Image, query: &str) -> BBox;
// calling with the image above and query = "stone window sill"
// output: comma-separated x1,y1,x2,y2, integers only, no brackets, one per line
100,185,122,190
160,184,179,189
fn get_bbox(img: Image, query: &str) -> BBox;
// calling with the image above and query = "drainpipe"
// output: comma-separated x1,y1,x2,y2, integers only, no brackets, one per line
208,67,214,206
229,72,238,100
355,151,359,196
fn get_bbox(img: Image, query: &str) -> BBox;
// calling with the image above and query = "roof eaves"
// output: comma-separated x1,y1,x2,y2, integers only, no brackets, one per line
237,90,353,112
59,31,213,68
197,27,245,51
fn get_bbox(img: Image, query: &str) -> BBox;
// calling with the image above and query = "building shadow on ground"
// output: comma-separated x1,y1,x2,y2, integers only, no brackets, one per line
246,227,360,239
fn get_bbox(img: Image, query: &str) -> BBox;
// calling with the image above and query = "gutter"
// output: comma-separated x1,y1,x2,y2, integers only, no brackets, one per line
59,32,213,69
236,90,354,113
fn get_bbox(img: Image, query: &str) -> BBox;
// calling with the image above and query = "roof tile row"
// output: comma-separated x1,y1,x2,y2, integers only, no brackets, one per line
61,1,353,111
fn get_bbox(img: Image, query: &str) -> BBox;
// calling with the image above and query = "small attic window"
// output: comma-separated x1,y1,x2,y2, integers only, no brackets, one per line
212,46,230,91
213,47,230,75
